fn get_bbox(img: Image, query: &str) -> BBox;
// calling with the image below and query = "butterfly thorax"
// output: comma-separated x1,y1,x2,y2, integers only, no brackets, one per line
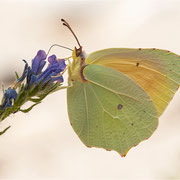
68,47,87,84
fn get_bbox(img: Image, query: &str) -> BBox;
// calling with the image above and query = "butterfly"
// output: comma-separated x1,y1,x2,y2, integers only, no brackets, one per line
61,19,180,156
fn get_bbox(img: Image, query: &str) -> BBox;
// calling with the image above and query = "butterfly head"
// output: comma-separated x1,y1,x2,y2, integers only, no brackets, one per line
61,19,88,83
61,19,87,61
73,46,88,62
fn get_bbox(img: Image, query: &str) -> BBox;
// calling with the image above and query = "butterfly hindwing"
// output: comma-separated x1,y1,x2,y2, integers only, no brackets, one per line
67,64,158,156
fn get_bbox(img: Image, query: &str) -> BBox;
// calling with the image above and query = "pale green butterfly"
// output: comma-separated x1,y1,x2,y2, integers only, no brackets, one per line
61,19,180,156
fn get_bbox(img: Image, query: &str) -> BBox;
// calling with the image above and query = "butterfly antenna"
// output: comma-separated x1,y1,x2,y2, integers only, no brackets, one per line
46,44,73,57
61,19,81,48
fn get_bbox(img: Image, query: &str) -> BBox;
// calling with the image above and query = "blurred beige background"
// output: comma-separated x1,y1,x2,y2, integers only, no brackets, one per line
0,0,180,179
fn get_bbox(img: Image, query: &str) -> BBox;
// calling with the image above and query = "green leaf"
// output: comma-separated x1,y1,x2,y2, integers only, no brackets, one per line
0,106,19,121
0,126,11,135
29,98,41,103
19,102,40,113
15,90,27,106
15,71,20,80
67,64,158,156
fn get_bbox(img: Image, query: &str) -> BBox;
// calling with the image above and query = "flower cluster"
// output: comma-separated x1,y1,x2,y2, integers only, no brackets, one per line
18,50,66,87
1,89,17,110
0,50,66,127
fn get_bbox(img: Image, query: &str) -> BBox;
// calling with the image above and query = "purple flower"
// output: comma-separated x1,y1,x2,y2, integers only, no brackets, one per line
27,68,38,86
2,88,17,109
31,50,46,75
17,50,66,86
36,55,66,84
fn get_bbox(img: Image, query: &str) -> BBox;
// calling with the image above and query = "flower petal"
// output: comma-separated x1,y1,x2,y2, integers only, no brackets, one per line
57,59,66,72
48,55,66,71
27,68,37,87
48,55,57,65
31,50,46,75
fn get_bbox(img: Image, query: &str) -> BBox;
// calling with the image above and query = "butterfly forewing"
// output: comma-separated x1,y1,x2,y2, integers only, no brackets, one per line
85,48,180,116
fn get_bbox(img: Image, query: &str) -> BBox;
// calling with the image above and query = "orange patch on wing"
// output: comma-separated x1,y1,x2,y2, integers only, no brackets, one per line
85,48,180,116
102,62,176,116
